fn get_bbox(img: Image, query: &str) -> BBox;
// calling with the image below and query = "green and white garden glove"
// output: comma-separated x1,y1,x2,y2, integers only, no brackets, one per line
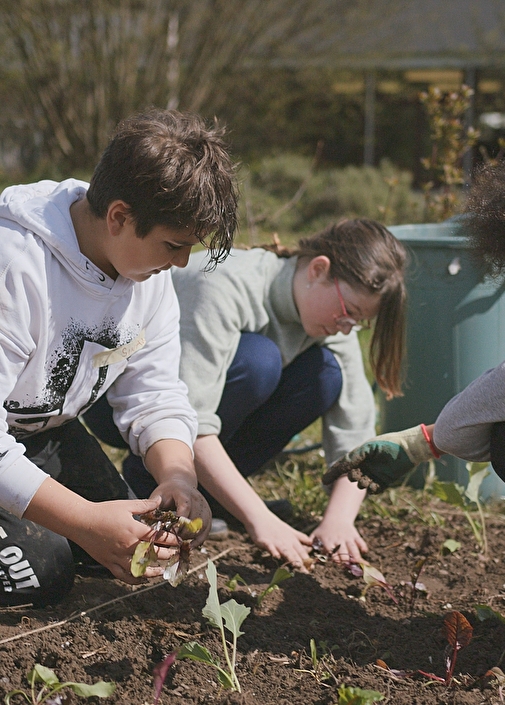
322,424,439,494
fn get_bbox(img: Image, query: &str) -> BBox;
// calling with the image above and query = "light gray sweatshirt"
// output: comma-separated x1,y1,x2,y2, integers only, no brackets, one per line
172,248,376,464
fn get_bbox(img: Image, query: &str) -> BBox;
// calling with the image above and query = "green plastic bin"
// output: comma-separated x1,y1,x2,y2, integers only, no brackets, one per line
380,221,505,498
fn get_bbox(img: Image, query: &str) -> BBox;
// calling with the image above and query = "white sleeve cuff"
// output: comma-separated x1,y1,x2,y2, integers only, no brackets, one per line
0,455,49,518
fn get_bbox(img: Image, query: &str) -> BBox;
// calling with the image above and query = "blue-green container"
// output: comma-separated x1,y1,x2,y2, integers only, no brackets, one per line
380,222,505,498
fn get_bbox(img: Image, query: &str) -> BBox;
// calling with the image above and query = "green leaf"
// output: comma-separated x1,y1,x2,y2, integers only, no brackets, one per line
442,539,461,553
432,481,466,508
465,468,490,504
29,664,60,686
202,560,224,631
221,599,251,638
68,680,116,698
226,573,249,591
338,684,385,704
475,604,505,624
178,641,220,667
178,642,235,690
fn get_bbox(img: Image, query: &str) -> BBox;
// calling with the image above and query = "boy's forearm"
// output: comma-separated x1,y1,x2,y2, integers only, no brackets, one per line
22,477,92,544
144,438,198,488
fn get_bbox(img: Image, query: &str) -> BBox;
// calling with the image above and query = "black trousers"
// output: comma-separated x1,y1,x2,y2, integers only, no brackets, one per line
0,419,129,607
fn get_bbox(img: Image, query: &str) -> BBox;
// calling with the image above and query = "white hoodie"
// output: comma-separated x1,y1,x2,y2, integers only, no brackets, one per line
0,179,197,517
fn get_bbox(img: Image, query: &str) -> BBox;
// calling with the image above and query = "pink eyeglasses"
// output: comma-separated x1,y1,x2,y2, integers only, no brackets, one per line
334,278,371,330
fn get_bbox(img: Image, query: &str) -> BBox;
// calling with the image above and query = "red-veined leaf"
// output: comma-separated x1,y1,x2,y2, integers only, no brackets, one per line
442,611,473,650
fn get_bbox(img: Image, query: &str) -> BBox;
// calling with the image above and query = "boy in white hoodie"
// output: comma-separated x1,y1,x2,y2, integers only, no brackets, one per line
0,109,238,606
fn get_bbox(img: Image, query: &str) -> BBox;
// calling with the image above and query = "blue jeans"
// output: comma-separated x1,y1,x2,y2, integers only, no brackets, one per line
84,333,343,498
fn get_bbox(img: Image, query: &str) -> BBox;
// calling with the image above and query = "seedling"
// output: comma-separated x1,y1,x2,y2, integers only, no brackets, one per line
376,610,473,686
405,557,428,615
418,610,473,685
348,562,398,604
432,463,489,556
475,604,505,625
131,509,203,586
178,560,251,692
4,663,115,704
441,539,461,555
337,684,384,704
294,638,334,686
226,566,293,607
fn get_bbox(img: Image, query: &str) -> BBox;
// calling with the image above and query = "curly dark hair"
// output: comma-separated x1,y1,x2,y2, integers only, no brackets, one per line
465,161,505,276
87,109,239,268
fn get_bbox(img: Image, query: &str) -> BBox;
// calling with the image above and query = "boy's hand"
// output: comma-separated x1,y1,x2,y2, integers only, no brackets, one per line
149,479,212,547
322,425,437,494
78,497,181,585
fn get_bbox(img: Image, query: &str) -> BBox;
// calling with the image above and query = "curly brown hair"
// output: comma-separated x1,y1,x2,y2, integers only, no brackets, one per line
464,161,505,277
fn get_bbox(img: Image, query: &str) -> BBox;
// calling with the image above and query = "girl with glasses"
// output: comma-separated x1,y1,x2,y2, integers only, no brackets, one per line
86,218,407,569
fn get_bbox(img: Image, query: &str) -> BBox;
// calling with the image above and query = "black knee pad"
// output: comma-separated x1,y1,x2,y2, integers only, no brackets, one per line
0,511,75,608
490,421,505,482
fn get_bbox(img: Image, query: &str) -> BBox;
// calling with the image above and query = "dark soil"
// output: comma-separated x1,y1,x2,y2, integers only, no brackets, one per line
2,491,505,705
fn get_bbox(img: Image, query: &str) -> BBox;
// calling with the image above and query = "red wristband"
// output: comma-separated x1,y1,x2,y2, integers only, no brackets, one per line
420,423,440,459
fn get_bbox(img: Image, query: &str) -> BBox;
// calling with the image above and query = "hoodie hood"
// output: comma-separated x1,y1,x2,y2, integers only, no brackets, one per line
0,179,118,290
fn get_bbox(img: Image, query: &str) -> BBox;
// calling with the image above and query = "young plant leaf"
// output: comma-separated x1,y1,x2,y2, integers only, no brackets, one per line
226,573,250,592
432,481,466,508
337,683,385,703
443,610,473,650
475,604,505,624
442,539,461,554
361,564,398,604
202,560,225,631
465,466,490,504
178,642,235,689
29,664,60,687
68,681,116,698
257,567,293,606
153,652,177,705
442,610,473,684
221,599,251,638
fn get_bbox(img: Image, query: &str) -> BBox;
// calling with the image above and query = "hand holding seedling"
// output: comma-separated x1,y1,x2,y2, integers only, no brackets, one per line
322,424,438,494
149,477,211,548
82,496,182,584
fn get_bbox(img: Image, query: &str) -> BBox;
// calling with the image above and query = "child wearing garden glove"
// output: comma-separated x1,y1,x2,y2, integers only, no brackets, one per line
322,424,441,494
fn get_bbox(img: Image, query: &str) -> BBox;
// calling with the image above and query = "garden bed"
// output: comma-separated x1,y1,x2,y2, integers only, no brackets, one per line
2,487,505,704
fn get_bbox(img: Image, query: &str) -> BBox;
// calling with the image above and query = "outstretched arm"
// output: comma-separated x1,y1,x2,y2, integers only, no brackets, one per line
322,424,440,494
193,434,313,571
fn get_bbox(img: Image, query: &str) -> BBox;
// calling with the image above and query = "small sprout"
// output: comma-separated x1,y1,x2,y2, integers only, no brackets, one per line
337,684,385,703
475,604,505,625
432,463,489,556
4,664,115,704
350,563,398,604
225,567,293,607
442,539,461,554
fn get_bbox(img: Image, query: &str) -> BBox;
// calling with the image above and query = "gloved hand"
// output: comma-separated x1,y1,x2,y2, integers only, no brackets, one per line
322,424,438,494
